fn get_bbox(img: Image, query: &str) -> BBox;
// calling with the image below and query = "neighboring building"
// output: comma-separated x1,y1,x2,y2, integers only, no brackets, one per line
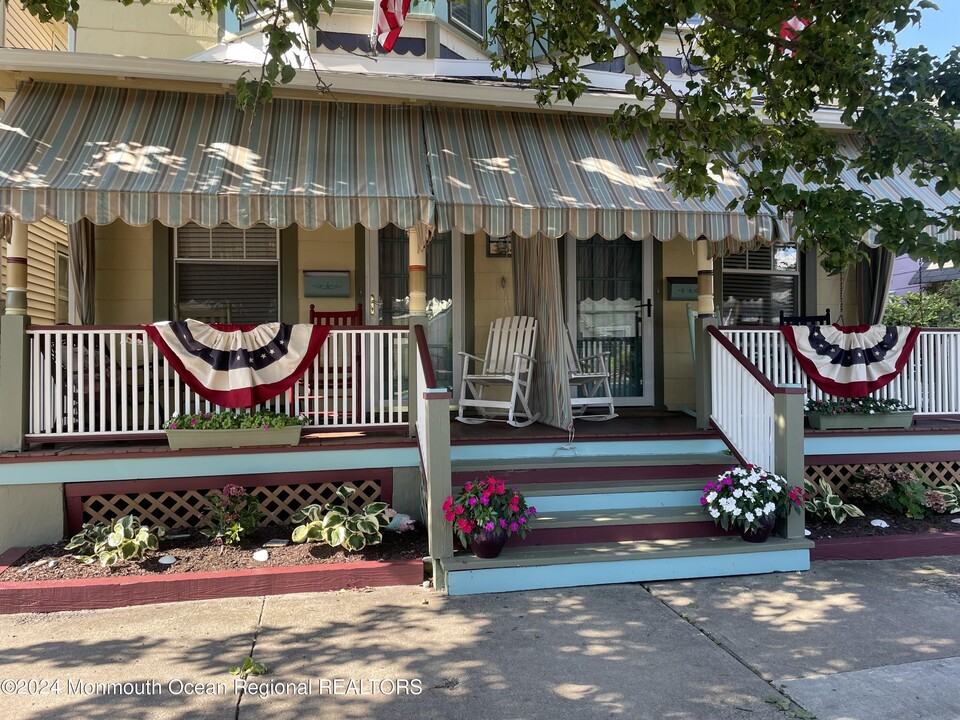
0,3,69,324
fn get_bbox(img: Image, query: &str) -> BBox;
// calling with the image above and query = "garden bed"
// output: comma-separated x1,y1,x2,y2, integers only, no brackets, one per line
808,510,960,561
0,526,428,614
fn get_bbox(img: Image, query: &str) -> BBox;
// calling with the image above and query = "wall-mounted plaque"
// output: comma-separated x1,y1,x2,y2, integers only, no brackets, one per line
304,271,350,298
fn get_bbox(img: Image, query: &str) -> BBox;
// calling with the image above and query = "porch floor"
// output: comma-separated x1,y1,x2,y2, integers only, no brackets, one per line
3,410,959,462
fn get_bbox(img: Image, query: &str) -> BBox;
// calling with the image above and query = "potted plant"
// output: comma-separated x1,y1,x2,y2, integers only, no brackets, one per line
804,398,915,430
444,477,537,558
163,410,306,450
701,465,805,543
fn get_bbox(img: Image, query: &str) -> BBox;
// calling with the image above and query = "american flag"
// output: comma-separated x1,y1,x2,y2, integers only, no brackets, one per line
376,0,411,52
780,14,811,42
143,321,329,408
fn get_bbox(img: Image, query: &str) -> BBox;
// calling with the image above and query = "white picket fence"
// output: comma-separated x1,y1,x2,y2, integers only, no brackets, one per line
26,326,409,439
720,327,960,415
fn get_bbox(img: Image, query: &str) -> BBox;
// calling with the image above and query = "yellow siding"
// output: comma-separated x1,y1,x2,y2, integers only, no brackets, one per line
661,239,698,410
75,0,219,59
25,218,69,324
297,226,358,322
472,231,515,352
94,221,154,323
816,265,859,324
3,5,67,50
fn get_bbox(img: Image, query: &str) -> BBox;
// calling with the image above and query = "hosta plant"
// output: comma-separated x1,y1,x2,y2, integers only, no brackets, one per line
65,515,165,566
290,485,390,551
803,479,865,524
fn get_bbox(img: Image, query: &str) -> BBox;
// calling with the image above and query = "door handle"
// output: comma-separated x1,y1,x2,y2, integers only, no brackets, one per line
369,293,376,316
637,300,653,318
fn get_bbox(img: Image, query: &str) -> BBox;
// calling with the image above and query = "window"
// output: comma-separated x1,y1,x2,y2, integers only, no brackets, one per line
174,223,279,324
449,0,485,38
721,244,799,325
56,250,69,324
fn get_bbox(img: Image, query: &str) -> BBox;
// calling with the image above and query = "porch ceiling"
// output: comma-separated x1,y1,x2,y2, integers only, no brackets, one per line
0,82,434,230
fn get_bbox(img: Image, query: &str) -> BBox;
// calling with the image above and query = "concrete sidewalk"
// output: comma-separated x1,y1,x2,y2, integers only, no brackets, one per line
0,556,957,720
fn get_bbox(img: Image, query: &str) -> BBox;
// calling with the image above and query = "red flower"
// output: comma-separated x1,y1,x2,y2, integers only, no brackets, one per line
458,518,475,534
454,505,465,516
444,511,455,522
442,497,453,512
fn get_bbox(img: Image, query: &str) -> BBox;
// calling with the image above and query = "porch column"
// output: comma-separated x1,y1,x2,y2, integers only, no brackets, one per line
407,226,427,435
694,237,716,429
1,220,31,452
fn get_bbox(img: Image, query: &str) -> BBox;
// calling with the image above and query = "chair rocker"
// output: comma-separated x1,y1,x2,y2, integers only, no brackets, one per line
457,316,539,427
565,329,618,421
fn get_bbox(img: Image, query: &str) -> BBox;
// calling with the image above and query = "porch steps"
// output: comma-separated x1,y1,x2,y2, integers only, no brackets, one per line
441,449,812,595
441,536,813,596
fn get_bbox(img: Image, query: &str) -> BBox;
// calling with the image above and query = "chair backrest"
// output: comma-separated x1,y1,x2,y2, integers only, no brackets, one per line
779,308,831,326
563,327,585,376
309,303,363,326
483,316,538,374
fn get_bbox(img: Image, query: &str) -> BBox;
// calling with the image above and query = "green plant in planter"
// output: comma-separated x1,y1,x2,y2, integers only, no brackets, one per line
65,515,165,566
202,484,264,545
164,410,306,430
804,398,912,416
803,479,864,524
290,486,390,550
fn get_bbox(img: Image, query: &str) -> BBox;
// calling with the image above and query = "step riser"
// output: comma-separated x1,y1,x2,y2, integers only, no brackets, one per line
529,489,703,513
505,521,728,547
453,464,729,486
446,549,811,595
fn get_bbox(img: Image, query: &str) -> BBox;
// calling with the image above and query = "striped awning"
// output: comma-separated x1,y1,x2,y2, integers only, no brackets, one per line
0,83,433,230
422,106,782,244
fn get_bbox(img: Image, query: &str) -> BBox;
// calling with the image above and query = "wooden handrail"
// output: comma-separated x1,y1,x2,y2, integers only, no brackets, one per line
707,325,803,396
413,324,439,391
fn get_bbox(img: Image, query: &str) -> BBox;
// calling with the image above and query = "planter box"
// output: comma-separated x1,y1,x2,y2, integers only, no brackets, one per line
806,410,915,430
165,426,302,450
0,547,423,614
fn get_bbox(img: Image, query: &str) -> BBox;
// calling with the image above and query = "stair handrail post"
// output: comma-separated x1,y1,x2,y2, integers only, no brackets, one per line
773,385,806,539
0,315,30,452
695,314,718,430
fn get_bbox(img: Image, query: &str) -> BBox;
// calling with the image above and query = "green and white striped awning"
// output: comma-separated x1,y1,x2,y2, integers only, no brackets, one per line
423,106,782,244
0,82,434,230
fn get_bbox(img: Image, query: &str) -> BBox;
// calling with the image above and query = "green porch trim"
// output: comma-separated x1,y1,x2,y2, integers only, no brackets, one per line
0,314,30,452
280,224,298,324
652,238,665,408
0,446,421,486
151,221,171,321
354,224,365,309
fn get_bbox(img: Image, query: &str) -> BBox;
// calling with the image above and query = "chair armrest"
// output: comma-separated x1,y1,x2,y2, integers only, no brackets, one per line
458,351,484,362
512,353,538,364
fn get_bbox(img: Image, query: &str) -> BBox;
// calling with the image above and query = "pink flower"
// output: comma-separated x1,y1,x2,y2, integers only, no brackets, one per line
518,517,526,525
458,518,475,534
700,497,708,506
190,418,198,425
169,422,178,429
262,423,269,430
223,484,244,497
499,519,508,528
464,482,473,492
484,521,495,531
444,511,455,522
480,496,490,506
468,497,478,507
454,505,465,516
509,522,518,532
442,497,453,512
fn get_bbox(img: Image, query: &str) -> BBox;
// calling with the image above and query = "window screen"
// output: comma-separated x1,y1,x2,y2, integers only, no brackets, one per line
175,224,279,324
721,244,799,325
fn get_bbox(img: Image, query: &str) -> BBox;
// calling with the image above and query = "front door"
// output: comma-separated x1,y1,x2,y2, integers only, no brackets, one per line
565,234,654,406
365,226,461,392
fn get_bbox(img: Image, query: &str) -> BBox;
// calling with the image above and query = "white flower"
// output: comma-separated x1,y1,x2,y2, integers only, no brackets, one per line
732,507,742,517
745,511,755,522
709,508,720,518
706,492,717,503
733,489,743,498
763,502,776,514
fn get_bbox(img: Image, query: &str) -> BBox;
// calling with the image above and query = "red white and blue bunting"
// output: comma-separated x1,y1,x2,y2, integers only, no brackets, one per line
142,321,329,408
780,324,921,398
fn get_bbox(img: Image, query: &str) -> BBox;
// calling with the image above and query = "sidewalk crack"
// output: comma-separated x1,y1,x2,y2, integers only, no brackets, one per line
234,596,267,720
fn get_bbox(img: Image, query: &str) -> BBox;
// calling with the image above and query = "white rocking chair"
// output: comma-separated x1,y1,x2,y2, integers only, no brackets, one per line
457,316,539,427
566,330,618,421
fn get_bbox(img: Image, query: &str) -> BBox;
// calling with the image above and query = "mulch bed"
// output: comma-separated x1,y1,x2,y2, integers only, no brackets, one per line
0,525,428,583
807,509,960,540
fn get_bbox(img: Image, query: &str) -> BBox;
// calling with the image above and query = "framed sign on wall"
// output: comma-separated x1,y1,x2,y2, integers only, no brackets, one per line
667,277,699,301
487,236,513,258
304,271,350,298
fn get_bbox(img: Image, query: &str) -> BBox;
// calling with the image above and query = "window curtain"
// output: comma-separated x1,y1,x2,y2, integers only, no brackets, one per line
858,247,894,325
68,219,95,325
512,233,572,433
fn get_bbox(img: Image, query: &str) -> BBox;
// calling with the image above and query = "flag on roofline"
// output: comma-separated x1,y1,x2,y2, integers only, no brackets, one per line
779,14,811,42
376,0,411,52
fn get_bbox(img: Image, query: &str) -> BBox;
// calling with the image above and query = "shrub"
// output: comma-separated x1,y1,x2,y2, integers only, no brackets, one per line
202,484,264,545
847,466,955,520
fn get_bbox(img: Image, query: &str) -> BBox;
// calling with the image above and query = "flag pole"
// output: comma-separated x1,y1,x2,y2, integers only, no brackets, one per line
369,0,379,55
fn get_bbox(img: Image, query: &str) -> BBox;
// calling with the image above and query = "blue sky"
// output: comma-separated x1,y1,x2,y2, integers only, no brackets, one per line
893,2,960,56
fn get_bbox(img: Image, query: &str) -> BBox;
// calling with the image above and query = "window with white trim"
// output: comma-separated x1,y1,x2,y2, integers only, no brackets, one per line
721,244,799,325
174,223,279,324
449,0,485,38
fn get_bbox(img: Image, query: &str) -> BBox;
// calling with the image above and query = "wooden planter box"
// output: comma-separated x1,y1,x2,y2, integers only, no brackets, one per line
806,410,915,430
165,426,302,450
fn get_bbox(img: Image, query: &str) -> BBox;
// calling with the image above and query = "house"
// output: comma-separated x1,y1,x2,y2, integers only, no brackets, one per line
1,5,958,595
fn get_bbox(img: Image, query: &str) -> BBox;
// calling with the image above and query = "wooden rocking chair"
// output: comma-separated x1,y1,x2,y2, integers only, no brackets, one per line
295,303,364,420
565,329,617,421
457,316,539,427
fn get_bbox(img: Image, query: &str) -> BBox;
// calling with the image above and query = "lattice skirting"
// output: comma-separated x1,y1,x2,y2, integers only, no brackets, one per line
75,479,384,531
806,461,960,500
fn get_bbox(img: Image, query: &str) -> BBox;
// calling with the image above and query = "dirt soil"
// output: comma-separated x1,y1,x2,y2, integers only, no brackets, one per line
0,525,428,583
807,509,960,540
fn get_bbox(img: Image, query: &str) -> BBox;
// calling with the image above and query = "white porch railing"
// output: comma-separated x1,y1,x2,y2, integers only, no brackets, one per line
709,327,777,469
26,325,408,439
721,327,960,416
